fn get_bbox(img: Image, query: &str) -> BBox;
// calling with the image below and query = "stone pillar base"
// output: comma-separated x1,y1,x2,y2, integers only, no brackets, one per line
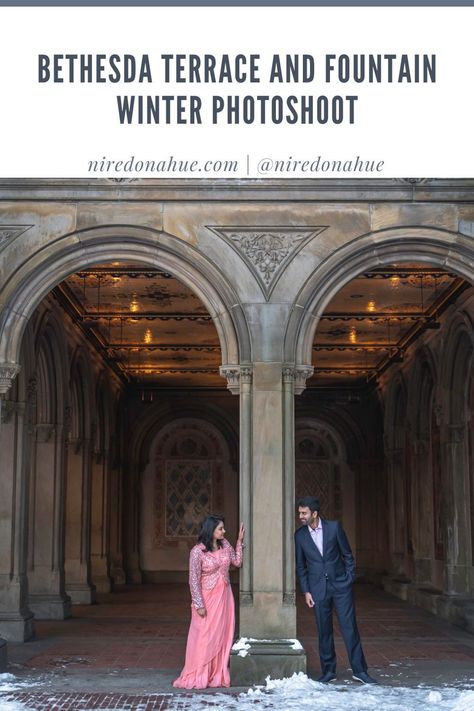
0,638,7,670
110,567,126,586
92,576,112,594
382,575,411,601
383,576,474,633
29,594,72,620
437,595,474,633
66,584,96,605
0,613,35,642
230,640,306,686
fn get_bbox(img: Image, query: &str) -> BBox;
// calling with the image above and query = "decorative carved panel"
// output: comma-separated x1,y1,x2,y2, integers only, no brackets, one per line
0,225,33,250
209,226,327,299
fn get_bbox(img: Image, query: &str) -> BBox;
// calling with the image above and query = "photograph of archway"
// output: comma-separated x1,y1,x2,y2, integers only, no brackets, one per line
1,178,474,698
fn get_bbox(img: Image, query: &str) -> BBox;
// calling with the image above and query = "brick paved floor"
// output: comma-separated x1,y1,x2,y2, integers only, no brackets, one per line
2,583,474,709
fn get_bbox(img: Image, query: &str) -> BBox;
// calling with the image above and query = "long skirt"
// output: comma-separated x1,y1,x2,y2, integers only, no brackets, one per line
173,576,235,689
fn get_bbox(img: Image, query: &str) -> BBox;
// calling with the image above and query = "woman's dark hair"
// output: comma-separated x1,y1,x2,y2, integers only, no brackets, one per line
198,514,225,552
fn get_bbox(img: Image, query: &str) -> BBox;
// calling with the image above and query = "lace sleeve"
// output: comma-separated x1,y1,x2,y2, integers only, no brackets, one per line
189,546,204,609
223,538,243,568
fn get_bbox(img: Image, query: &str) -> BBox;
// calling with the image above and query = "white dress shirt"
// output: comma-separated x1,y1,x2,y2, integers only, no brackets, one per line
308,520,323,555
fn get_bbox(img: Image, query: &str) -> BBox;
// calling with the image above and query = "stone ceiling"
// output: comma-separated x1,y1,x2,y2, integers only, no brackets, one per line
54,262,466,390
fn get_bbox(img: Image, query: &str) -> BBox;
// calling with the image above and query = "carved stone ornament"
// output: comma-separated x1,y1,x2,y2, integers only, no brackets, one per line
294,366,314,395
393,178,430,185
0,225,33,250
282,365,314,393
0,363,21,394
282,366,296,384
104,178,139,184
219,365,243,394
208,226,327,299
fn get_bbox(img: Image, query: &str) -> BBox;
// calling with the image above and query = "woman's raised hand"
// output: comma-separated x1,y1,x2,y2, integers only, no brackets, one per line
237,522,245,543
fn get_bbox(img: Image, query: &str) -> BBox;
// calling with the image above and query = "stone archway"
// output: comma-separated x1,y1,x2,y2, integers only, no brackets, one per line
126,402,238,584
288,227,474,626
0,224,251,388
285,227,474,369
139,417,237,581
295,418,356,547
0,224,249,641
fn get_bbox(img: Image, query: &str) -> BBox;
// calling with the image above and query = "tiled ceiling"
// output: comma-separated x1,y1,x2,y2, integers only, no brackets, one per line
310,265,466,388
55,262,467,390
55,264,222,388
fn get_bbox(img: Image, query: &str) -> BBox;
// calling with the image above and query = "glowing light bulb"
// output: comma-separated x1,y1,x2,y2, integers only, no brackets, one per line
367,300,376,312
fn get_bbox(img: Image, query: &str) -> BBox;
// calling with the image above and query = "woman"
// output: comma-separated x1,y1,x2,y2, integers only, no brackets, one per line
173,514,244,689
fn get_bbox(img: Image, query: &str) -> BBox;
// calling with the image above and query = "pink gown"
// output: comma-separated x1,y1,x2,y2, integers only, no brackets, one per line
173,538,243,689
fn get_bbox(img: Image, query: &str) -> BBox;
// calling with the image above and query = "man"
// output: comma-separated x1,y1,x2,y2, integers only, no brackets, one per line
294,495,377,684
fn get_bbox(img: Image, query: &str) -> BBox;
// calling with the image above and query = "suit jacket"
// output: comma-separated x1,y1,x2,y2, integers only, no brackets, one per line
294,519,356,602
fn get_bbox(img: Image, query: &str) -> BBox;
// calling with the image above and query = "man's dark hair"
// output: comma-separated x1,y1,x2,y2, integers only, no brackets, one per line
198,514,225,552
297,496,320,513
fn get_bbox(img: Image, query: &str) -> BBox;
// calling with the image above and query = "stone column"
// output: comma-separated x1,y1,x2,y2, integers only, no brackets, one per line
0,365,35,641
411,435,434,585
65,437,95,604
443,423,471,596
28,423,71,619
384,443,408,578
282,365,313,605
90,449,112,593
108,443,126,585
123,462,143,585
221,363,308,684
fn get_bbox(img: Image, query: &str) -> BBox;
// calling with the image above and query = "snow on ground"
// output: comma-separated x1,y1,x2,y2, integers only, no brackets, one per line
0,673,37,709
2,672,474,710
166,673,474,711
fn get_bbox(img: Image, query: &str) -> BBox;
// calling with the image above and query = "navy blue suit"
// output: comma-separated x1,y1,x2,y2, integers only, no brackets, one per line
295,519,367,675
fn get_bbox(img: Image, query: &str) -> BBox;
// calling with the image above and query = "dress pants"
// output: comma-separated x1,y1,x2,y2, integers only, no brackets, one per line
314,580,367,675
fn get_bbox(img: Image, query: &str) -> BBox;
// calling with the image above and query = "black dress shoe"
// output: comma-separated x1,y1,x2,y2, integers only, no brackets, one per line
352,671,378,684
316,672,337,683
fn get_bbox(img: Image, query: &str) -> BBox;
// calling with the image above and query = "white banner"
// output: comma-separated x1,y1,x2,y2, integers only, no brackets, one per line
0,7,472,177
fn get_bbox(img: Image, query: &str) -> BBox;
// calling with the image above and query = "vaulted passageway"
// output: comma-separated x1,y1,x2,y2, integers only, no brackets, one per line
1,179,474,684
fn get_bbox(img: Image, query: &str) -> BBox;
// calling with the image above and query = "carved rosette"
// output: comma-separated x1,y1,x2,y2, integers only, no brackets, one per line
219,365,252,394
0,363,21,395
282,365,314,394
208,226,327,299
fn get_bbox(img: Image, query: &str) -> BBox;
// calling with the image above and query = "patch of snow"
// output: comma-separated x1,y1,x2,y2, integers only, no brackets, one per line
163,672,474,711
232,638,251,651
